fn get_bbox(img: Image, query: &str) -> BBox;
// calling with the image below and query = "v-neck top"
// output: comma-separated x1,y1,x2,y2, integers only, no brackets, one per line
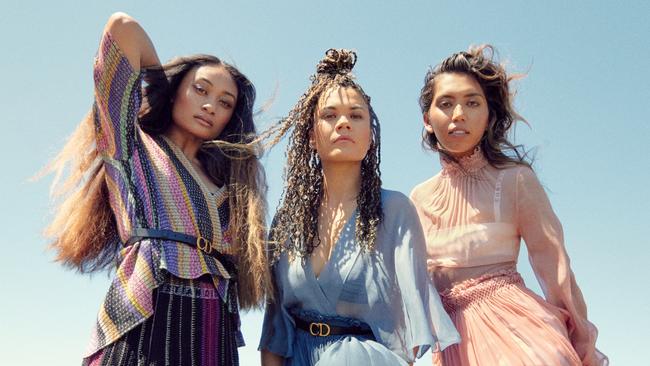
259,189,460,363
310,207,357,280
85,31,237,356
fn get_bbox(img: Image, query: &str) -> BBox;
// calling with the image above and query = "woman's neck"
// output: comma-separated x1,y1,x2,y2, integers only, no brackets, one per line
164,127,204,164
321,161,361,206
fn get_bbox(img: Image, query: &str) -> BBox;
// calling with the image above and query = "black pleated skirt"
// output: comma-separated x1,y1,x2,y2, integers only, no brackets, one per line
83,275,241,366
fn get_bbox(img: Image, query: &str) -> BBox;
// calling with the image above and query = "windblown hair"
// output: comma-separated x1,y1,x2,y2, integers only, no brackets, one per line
262,49,383,261
44,55,270,309
419,45,531,168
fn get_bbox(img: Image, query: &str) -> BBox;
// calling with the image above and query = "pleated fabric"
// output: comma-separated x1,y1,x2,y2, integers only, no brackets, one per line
436,270,582,366
411,148,607,365
83,275,240,366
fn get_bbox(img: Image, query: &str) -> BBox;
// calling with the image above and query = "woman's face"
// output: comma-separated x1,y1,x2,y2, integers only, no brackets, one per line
424,72,489,158
311,86,372,164
171,64,238,141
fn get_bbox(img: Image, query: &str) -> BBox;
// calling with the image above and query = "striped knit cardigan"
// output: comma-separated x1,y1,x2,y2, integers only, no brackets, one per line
85,32,240,357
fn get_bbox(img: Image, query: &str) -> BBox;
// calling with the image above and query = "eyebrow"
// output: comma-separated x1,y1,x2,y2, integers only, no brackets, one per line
436,92,484,99
321,104,367,111
197,77,237,99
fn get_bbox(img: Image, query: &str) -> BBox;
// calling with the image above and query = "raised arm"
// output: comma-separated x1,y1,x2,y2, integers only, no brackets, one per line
516,167,606,366
102,12,160,71
93,12,160,160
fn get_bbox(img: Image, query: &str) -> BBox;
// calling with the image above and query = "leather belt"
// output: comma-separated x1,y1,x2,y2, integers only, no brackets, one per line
125,228,236,276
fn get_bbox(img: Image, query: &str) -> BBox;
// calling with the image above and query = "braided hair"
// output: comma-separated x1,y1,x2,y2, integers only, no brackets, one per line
262,49,383,262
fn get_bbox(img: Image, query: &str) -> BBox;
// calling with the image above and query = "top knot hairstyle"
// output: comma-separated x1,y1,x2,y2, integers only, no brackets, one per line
261,48,383,261
419,45,531,168
316,48,357,76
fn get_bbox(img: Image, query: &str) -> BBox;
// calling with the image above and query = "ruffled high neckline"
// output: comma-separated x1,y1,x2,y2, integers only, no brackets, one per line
440,148,489,177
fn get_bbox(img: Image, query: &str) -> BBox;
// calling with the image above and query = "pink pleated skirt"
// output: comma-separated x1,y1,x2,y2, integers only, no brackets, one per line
434,270,582,366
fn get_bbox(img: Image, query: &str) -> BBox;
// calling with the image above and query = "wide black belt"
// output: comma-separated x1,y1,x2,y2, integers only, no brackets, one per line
125,228,237,276
293,316,375,338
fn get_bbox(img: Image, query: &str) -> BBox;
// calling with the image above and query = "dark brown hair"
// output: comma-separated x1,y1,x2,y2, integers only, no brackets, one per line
45,55,271,309
262,49,383,260
419,45,531,168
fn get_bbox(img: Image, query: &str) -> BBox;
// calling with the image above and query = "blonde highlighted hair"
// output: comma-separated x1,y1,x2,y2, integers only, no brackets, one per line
261,49,383,260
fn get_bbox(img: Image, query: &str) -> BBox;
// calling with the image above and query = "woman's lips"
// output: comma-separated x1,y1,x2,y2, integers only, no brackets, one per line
194,115,213,127
449,129,469,136
334,136,354,143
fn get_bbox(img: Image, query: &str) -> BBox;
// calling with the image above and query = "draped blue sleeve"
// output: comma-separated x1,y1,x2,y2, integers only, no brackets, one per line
258,259,296,358
385,190,461,359
257,190,459,364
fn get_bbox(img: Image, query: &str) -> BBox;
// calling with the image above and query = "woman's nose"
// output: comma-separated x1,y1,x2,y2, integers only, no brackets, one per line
336,116,351,130
202,103,215,115
452,104,465,121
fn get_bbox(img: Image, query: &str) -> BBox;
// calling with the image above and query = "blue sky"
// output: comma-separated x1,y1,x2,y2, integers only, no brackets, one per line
1,1,648,364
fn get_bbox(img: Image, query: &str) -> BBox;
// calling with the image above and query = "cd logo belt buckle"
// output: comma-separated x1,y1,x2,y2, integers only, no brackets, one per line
196,235,213,255
309,322,331,337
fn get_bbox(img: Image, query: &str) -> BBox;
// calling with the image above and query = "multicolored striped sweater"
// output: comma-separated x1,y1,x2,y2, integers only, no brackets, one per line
85,32,240,357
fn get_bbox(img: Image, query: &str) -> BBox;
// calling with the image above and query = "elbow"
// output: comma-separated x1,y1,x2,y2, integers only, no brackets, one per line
105,12,139,35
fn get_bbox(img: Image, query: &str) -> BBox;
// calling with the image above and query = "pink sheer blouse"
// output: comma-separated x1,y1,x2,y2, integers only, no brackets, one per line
410,149,606,365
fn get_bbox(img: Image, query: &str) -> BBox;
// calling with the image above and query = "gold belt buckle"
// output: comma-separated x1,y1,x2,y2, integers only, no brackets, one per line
196,235,213,254
309,322,331,337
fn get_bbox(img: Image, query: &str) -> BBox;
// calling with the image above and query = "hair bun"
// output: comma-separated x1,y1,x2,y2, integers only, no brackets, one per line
316,48,357,76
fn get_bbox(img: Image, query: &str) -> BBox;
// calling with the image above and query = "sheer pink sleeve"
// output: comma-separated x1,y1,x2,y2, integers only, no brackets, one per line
516,167,607,366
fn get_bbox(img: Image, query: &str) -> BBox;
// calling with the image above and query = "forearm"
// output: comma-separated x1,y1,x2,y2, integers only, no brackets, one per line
261,349,284,366
102,12,160,70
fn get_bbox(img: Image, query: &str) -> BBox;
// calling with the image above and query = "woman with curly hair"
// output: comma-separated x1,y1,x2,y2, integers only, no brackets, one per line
44,12,270,365
411,46,607,365
258,49,459,366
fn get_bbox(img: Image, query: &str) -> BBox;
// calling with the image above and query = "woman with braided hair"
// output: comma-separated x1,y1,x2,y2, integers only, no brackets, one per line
258,49,459,366
411,46,607,365
43,12,271,365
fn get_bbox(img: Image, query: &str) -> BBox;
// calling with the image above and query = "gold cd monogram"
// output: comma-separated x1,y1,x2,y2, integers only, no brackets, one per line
196,235,213,254
309,322,331,337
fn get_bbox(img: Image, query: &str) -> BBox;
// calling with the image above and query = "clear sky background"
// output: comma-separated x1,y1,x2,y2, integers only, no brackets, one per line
1,1,648,365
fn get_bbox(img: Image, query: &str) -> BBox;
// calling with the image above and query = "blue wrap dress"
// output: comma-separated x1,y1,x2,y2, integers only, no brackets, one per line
259,189,460,365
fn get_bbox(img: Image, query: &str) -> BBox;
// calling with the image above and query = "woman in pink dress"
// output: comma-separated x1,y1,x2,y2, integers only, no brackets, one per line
410,46,608,365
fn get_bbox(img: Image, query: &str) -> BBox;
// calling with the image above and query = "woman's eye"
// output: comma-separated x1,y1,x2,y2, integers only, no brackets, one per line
438,101,452,108
194,84,207,95
467,100,480,107
220,100,233,109
322,113,335,119
351,114,363,120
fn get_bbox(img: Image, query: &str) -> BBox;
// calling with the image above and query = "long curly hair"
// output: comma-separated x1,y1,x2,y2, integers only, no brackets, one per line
419,45,531,168
43,54,271,309
262,49,383,261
